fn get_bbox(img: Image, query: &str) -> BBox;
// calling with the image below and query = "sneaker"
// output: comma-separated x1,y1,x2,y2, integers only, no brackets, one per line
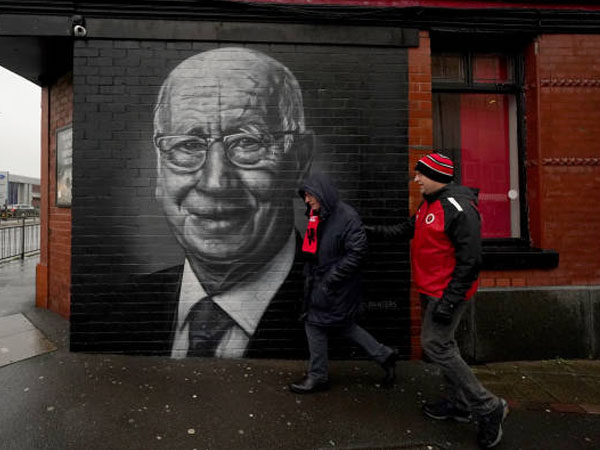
477,398,509,448
423,399,472,423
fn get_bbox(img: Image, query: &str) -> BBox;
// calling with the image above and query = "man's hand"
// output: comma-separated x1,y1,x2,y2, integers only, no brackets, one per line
431,298,456,325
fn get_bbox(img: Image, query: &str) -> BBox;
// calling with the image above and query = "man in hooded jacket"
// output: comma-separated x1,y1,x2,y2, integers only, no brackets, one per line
290,172,398,394
367,153,508,449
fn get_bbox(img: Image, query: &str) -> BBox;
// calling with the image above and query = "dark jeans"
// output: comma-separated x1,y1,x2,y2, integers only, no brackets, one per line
304,321,393,382
420,294,499,416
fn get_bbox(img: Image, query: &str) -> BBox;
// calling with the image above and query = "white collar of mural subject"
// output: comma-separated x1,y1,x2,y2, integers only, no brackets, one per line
171,231,295,359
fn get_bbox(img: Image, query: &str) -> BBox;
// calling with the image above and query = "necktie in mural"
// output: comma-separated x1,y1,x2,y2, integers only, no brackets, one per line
186,296,234,357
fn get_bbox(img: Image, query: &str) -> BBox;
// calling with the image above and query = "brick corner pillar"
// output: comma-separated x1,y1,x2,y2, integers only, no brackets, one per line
36,86,50,309
37,73,73,319
407,30,434,360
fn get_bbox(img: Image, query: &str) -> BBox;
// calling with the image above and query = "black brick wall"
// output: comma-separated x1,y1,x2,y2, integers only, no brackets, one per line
70,39,410,359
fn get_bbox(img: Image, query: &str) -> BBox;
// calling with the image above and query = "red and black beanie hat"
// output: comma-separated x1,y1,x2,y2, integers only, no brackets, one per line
415,153,454,183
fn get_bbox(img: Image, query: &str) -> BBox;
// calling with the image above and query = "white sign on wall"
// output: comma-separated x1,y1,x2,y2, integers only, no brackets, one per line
56,125,72,207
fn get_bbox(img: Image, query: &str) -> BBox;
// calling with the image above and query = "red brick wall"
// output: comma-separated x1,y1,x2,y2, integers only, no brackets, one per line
406,32,600,355
36,73,72,318
408,31,434,358
537,35,600,285
408,31,434,211
482,35,600,288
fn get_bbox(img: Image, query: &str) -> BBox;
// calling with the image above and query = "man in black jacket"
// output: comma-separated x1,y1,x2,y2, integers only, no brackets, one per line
290,172,398,394
368,153,508,449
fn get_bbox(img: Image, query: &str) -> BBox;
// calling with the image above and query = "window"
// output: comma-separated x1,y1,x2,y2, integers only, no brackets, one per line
432,46,522,240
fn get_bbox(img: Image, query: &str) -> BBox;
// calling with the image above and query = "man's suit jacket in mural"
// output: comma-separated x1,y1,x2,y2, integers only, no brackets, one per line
70,240,307,359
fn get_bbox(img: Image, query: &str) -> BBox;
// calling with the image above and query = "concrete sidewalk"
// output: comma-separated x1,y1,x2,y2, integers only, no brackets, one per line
1,257,600,450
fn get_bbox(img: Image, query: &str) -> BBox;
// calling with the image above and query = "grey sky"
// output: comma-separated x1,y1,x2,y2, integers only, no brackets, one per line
0,66,41,179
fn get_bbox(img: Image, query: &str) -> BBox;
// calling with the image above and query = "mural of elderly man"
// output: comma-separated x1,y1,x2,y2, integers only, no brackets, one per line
150,47,313,358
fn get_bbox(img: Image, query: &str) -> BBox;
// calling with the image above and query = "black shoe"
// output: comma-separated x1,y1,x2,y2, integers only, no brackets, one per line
423,399,472,423
380,349,399,387
289,377,330,394
477,398,509,448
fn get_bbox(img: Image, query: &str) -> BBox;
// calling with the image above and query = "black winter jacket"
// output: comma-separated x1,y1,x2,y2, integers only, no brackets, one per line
369,183,481,304
299,173,368,326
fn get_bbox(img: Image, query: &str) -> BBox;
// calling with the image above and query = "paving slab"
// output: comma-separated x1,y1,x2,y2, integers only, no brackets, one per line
0,312,37,338
475,369,558,403
0,313,56,367
526,372,600,404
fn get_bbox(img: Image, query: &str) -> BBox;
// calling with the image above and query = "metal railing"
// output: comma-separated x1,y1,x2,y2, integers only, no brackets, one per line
0,217,41,261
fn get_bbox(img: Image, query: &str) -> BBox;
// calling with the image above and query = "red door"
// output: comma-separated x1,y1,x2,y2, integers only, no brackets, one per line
460,94,511,238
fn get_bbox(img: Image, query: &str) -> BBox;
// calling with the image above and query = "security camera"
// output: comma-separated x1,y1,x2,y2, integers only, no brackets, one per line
71,15,87,38
73,24,87,37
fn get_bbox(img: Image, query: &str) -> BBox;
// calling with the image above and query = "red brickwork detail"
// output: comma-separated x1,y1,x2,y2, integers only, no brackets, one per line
531,157,600,166
408,31,433,359
36,87,50,310
35,264,48,309
408,31,433,151
495,278,511,288
511,278,526,287
526,34,600,287
482,35,600,288
541,78,600,87
539,90,600,159
480,278,496,288
408,31,433,215
46,73,73,319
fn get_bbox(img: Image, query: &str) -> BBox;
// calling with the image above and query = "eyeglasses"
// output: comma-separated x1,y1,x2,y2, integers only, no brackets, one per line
154,131,296,172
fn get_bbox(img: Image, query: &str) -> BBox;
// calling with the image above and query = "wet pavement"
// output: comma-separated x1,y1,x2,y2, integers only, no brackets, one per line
0,254,40,316
1,256,600,450
0,313,56,367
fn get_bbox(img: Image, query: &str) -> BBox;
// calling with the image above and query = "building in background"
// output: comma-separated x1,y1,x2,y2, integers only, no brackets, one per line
0,0,598,362
0,171,40,208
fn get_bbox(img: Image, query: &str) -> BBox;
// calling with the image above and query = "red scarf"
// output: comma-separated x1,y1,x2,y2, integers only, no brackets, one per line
302,210,320,254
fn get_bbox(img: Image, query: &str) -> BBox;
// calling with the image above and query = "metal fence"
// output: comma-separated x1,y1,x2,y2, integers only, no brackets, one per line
0,218,41,261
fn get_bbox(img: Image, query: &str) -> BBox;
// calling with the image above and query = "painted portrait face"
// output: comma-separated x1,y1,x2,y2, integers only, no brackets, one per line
153,48,311,264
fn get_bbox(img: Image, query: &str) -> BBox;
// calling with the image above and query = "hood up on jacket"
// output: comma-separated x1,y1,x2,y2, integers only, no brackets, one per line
298,172,340,218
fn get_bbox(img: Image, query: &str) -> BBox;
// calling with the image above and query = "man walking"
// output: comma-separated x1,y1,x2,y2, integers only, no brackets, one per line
290,172,398,394
368,153,509,448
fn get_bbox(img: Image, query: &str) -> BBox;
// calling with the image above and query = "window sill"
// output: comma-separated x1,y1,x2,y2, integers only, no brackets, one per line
482,241,559,270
